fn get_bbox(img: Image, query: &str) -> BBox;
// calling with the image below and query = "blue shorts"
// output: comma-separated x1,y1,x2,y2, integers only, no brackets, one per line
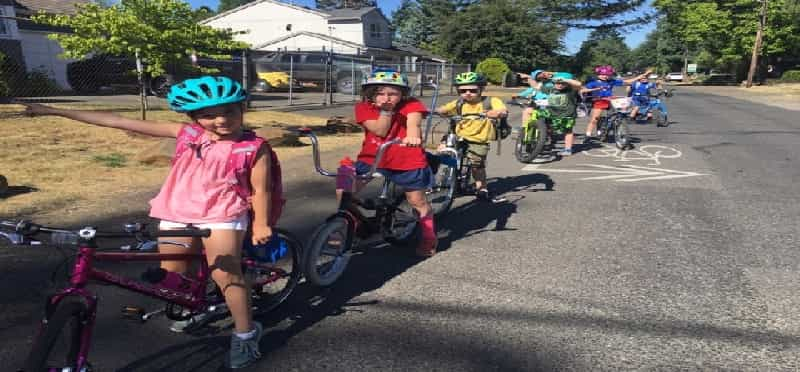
355,161,433,191
632,96,650,108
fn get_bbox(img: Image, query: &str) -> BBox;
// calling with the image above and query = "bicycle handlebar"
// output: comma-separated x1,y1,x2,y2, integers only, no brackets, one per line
0,220,210,246
297,128,401,179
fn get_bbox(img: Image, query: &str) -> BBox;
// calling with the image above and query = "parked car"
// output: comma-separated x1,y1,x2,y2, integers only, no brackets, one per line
252,51,372,94
252,72,302,92
66,54,258,97
665,72,684,82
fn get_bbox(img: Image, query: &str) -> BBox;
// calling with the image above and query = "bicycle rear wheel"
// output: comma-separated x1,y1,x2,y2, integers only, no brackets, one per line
24,298,91,372
247,228,302,314
303,217,353,287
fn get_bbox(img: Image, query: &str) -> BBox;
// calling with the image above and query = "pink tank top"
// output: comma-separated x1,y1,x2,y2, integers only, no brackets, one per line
149,130,250,223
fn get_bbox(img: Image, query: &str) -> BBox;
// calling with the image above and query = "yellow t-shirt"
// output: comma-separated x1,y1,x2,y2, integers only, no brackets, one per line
439,96,507,143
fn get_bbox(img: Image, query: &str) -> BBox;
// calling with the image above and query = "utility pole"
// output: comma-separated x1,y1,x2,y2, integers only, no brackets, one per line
746,0,768,88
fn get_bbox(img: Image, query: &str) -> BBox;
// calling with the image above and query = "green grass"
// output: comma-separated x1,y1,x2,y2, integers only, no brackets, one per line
92,153,128,168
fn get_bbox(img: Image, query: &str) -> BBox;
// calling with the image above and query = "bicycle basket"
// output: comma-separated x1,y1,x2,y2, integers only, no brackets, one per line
610,97,631,110
243,236,288,263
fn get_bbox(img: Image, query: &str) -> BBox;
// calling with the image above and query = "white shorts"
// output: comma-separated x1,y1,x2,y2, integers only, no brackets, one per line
159,213,249,231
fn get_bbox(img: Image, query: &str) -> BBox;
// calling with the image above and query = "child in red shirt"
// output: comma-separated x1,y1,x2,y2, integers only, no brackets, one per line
352,69,437,257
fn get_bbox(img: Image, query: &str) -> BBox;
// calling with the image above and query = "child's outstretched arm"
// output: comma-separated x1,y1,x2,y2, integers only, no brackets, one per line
249,145,273,244
21,102,182,138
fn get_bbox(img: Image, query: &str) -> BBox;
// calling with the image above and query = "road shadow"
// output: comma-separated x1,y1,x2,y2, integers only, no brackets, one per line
435,173,554,252
0,185,38,199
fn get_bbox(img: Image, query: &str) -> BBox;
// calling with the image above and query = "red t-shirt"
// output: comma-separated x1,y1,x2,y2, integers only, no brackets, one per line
354,98,429,170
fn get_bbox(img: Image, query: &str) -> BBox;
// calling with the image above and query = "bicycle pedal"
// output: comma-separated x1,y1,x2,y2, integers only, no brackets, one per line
121,306,146,321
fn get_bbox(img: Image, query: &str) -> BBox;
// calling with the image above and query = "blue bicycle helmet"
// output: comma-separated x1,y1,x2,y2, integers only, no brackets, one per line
167,76,247,113
530,69,544,81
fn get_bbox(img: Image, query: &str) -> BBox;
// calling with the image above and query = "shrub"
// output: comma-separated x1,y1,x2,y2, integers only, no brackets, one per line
780,70,800,82
476,57,510,85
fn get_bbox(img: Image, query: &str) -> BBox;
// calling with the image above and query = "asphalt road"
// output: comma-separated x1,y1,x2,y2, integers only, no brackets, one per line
1,89,799,371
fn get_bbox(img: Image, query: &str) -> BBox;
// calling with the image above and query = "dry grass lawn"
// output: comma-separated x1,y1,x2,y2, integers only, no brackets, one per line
0,104,361,220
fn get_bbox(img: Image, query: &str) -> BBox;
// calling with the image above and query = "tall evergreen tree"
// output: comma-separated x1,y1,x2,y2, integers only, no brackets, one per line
217,0,256,13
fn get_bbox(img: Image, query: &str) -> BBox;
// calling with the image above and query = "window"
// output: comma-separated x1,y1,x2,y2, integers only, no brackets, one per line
0,8,9,37
369,24,379,38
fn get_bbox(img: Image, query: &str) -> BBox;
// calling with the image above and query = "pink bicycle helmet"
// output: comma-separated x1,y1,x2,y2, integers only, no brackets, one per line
594,65,615,75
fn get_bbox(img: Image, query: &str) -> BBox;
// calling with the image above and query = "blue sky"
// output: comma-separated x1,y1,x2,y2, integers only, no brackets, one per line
186,0,654,54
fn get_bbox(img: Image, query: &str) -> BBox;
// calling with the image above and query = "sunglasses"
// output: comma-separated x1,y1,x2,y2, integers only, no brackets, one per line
458,88,480,94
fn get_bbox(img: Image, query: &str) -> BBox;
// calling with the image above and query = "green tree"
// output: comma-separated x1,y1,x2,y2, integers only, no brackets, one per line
573,28,631,76
654,0,800,78
392,0,426,46
437,0,564,71
33,0,249,78
217,0,256,13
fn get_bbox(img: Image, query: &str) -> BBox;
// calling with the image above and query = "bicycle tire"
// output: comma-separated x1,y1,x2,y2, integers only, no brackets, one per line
384,202,421,248
598,117,611,143
514,130,536,163
247,228,302,315
653,107,668,127
303,217,352,287
528,118,549,159
24,298,90,372
427,155,457,216
614,116,631,150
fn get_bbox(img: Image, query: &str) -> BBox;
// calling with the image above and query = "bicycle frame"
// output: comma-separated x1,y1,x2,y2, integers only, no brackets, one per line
300,129,404,238
0,222,213,371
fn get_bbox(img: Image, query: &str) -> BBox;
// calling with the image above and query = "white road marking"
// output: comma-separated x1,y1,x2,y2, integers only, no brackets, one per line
581,144,683,166
522,163,708,182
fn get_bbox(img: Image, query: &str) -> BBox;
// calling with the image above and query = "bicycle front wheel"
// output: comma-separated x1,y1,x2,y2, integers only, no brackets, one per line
614,116,632,150
24,298,91,372
303,217,353,287
427,154,457,216
247,228,302,315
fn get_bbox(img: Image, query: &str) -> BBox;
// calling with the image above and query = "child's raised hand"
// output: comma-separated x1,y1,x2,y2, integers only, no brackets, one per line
402,136,422,147
251,225,273,246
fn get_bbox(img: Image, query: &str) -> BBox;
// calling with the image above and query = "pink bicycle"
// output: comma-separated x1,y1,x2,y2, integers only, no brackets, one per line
0,220,301,372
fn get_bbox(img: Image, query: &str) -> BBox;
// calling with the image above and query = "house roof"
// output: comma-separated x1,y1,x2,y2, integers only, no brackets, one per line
13,0,90,15
202,0,328,24
253,30,365,50
324,7,375,21
393,43,447,62
202,0,390,26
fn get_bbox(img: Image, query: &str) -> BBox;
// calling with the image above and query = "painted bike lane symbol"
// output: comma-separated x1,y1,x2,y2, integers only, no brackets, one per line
582,144,682,166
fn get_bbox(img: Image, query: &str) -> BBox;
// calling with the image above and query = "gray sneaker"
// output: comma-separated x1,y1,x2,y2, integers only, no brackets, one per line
169,312,208,333
227,321,264,369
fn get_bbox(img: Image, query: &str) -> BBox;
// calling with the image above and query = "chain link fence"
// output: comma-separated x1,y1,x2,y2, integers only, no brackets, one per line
1,48,471,110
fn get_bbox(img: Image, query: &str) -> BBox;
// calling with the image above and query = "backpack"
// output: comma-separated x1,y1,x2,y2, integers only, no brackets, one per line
173,124,285,227
456,96,511,140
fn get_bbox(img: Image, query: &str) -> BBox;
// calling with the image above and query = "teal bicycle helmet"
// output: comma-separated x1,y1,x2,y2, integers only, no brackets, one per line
167,76,247,113
552,72,574,82
530,69,544,81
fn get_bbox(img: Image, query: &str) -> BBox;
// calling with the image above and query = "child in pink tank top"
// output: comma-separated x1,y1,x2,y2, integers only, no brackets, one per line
21,76,273,369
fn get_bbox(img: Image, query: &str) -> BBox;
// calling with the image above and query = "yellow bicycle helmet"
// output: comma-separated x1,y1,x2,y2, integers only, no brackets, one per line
454,72,487,86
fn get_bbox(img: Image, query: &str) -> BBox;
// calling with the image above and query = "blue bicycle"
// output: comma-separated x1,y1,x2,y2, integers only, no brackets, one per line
631,88,674,127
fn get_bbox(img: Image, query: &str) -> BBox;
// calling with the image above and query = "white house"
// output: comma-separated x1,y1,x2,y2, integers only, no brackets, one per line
202,0,414,61
0,0,88,90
